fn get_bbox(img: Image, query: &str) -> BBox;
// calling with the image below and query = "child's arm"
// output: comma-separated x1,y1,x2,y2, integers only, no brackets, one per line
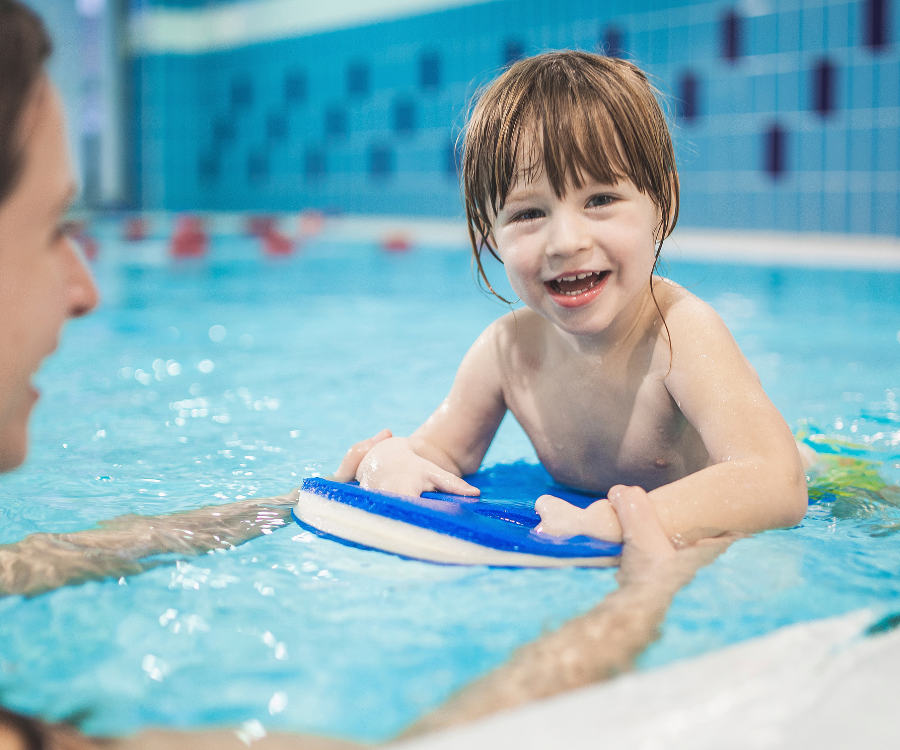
335,323,508,497
538,298,808,544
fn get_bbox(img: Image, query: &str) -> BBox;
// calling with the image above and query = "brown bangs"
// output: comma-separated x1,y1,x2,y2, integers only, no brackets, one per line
462,51,679,299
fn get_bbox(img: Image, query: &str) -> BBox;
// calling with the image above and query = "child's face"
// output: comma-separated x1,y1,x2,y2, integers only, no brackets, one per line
492,168,661,343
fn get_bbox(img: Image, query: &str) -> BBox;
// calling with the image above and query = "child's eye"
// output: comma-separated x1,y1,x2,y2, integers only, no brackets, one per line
511,208,544,222
586,194,615,209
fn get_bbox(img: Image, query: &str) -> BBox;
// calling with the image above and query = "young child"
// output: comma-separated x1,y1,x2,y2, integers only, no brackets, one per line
335,50,808,546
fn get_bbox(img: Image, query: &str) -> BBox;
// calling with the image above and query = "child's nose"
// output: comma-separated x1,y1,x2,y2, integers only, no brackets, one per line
546,209,591,258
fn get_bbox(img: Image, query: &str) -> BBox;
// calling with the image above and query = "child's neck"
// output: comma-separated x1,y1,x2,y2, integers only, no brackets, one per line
551,286,657,357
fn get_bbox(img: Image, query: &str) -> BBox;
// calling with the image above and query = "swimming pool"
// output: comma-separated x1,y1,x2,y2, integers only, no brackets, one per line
0,224,898,741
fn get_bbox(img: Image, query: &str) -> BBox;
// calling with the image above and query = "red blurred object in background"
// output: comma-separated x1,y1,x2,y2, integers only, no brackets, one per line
171,215,208,258
298,210,325,237
247,214,295,256
123,216,148,242
263,230,294,256
247,215,277,237
381,232,412,252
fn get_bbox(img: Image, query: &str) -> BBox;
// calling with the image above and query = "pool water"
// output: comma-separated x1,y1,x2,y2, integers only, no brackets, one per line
0,231,898,740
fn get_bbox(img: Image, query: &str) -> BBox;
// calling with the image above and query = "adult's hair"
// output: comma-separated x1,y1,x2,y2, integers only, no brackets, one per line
462,50,679,301
0,0,52,206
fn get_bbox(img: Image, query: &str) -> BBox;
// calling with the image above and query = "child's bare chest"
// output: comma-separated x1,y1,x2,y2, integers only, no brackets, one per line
500,344,708,495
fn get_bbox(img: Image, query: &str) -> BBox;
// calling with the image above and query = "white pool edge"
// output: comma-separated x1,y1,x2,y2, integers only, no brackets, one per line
391,608,900,750
87,213,900,270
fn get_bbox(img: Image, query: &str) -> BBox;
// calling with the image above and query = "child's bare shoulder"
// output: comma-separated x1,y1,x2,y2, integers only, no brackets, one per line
654,278,731,339
484,308,549,368
487,308,546,343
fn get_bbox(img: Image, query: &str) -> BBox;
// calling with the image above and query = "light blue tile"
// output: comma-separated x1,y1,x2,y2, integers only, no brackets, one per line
798,189,824,232
777,70,801,113
826,1,852,50
848,189,874,233
754,189,777,230
822,190,848,232
873,190,897,235
850,61,875,109
797,128,824,172
750,13,777,57
876,124,900,171
775,187,801,232
754,73,777,113
877,58,900,108
777,8,801,54
823,125,848,170
849,126,874,171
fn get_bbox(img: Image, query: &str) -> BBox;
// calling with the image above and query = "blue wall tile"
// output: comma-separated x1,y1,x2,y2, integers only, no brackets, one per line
129,0,900,234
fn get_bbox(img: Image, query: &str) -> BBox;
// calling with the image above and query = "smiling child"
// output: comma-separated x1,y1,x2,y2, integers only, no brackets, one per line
335,50,808,546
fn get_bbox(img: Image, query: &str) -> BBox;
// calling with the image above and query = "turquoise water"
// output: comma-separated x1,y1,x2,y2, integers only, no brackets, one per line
0,231,899,740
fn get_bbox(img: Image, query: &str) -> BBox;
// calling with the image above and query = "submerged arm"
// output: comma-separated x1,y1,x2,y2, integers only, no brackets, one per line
401,488,736,738
0,491,297,597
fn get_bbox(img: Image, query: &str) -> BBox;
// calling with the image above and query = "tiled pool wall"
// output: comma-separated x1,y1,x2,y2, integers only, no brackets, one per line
130,0,900,235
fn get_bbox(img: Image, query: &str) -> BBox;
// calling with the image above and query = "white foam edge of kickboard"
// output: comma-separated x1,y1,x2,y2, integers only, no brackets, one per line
294,491,618,568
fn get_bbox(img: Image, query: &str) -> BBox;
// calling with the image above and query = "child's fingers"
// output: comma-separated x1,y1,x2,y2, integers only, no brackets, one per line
534,494,579,537
426,468,481,497
608,485,675,557
330,428,392,482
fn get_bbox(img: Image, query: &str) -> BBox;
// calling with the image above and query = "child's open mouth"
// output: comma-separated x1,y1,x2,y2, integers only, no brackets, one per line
545,271,610,308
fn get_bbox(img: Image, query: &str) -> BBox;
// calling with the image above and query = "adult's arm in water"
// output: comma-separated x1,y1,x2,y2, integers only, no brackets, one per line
0,709,361,750
0,492,298,598
0,488,723,750
399,487,738,738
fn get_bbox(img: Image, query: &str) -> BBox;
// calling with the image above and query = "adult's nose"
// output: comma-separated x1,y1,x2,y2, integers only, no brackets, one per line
65,237,99,318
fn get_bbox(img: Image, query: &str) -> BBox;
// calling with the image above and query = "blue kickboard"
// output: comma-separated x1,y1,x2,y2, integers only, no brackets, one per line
294,463,622,559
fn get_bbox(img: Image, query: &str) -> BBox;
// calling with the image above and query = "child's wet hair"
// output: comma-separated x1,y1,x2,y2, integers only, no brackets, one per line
462,50,679,299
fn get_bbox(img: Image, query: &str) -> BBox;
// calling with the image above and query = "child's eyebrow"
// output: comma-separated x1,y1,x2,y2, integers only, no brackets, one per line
503,186,541,204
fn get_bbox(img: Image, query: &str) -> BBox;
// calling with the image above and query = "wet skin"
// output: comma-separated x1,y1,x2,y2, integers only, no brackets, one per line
0,79,98,470
344,171,808,545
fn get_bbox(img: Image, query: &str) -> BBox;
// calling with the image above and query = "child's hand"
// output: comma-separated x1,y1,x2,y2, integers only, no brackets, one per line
330,428,394,482
607,485,674,556
535,491,625,543
534,495,589,537
331,430,480,498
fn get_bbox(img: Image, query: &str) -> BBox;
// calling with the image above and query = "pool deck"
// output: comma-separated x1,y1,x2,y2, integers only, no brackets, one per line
323,217,900,270
94,213,900,271
304,215,900,269
393,608,900,750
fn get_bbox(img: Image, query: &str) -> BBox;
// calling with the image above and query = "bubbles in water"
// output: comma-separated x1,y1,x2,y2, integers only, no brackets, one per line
236,720,266,745
141,654,169,682
209,325,227,342
166,360,182,376
268,691,288,715
239,334,254,349
198,360,214,374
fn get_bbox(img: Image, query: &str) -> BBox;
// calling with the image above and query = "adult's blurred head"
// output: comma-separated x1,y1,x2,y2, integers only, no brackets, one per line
0,0,52,205
0,0,98,471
